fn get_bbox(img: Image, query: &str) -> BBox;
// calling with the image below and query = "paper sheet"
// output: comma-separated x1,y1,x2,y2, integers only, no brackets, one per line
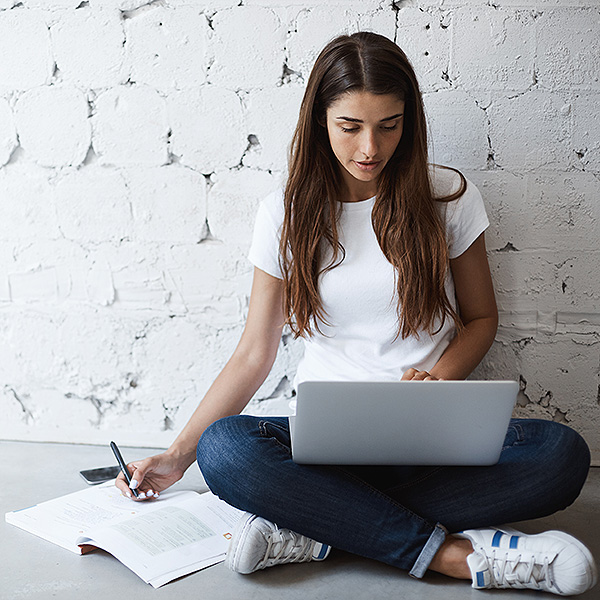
6,483,243,586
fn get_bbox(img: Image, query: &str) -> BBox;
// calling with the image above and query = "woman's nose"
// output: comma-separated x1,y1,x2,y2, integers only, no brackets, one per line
359,130,378,159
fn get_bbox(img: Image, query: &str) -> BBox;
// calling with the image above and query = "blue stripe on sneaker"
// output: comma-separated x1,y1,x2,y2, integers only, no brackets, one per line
477,571,485,587
491,531,504,548
510,535,520,549
315,544,329,560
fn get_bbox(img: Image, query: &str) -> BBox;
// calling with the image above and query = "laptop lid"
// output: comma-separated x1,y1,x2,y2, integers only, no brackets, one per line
289,380,518,466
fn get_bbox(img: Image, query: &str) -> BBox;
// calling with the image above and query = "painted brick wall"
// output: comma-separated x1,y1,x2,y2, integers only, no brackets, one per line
1,0,599,462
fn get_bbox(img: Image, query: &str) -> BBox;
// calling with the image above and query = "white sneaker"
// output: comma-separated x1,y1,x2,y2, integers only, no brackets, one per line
225,512,331,574
456,527,598,596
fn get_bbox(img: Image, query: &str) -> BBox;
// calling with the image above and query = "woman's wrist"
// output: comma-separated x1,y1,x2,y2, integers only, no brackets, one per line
165,444,197,470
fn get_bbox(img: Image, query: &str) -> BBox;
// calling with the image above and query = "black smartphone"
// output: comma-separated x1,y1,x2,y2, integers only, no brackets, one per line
79,465,121,485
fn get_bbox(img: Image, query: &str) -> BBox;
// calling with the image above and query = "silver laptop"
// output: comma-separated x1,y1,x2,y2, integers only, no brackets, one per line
289,380,518,466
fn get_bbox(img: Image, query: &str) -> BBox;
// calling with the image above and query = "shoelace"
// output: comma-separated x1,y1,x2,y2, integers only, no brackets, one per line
484,549,555,591
256,527,314,570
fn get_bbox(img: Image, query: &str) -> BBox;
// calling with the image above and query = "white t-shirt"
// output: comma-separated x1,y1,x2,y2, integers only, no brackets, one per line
248,166,489,386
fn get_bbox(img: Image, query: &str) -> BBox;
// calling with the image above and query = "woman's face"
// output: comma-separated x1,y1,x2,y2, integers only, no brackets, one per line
325,90,405,201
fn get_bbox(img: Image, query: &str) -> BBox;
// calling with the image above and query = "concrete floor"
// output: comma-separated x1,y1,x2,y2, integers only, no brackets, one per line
1,440,598,600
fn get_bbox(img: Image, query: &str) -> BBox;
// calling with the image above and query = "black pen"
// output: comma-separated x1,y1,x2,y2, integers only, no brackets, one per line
110,441,140,498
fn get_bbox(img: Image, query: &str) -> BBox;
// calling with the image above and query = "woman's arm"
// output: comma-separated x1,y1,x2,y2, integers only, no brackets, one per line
167,266,285,465
115,267,285,499
430,232,498,380
403,232,498,381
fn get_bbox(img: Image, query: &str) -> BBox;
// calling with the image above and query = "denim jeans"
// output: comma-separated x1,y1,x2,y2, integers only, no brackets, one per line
197,416,590,577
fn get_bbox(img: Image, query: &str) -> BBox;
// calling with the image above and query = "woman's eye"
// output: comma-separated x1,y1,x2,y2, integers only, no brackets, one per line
341,126,359,133
382,124,398,131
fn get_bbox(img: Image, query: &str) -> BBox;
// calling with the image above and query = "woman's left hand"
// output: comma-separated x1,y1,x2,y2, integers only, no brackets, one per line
401,368,441,381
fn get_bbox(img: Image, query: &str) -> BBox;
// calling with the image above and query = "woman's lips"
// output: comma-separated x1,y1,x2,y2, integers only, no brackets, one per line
354,160,381,171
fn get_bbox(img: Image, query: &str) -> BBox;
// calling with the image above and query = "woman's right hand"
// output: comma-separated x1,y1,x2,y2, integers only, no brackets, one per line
114,451,191,501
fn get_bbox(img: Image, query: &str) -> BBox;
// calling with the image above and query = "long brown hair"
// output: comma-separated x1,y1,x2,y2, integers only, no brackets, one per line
280,32,466,339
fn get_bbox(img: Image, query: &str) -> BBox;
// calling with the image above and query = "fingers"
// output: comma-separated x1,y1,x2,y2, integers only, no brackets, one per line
118,482,160,501
129,461,161,500
128,464,145,491
131,488,160,501
114,472,132,497
401,368,419,381
417,371,436,381
402,368,439,381
114,460,160,502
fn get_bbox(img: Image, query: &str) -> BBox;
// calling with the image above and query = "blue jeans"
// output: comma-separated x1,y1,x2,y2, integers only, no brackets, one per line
197,416,590,578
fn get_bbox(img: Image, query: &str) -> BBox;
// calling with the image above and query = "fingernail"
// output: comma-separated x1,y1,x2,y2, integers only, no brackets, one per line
126,491,132,499
129,479,138,489
153,492,159,498
146,490,154,498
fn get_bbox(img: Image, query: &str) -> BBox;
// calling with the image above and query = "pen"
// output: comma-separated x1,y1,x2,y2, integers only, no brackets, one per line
110,441,140,498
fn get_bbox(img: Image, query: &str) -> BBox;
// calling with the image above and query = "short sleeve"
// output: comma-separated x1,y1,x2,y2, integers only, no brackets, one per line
247,189,285,279
434,170,489,259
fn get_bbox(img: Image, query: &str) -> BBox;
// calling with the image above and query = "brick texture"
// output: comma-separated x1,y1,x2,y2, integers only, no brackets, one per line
0,1,599,462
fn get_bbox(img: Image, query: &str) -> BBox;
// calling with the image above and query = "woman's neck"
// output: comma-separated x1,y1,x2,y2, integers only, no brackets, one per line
340,178,378,203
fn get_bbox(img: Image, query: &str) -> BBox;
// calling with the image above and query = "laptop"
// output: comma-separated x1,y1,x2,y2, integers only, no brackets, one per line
289,380,518,466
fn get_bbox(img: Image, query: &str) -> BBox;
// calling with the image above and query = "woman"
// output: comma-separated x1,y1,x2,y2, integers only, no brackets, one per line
116,32,596,595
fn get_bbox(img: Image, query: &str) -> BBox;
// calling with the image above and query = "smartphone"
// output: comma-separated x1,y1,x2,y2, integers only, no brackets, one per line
79,465,121,485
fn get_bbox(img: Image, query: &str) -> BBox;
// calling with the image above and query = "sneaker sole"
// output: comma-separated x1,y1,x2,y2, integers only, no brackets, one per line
499,526,598,592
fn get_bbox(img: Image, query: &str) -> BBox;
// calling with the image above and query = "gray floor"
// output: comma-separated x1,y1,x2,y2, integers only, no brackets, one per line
1,440,598,600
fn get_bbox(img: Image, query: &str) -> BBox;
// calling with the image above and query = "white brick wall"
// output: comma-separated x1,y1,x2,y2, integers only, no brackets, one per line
15,86,91,167
1,0,599,463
